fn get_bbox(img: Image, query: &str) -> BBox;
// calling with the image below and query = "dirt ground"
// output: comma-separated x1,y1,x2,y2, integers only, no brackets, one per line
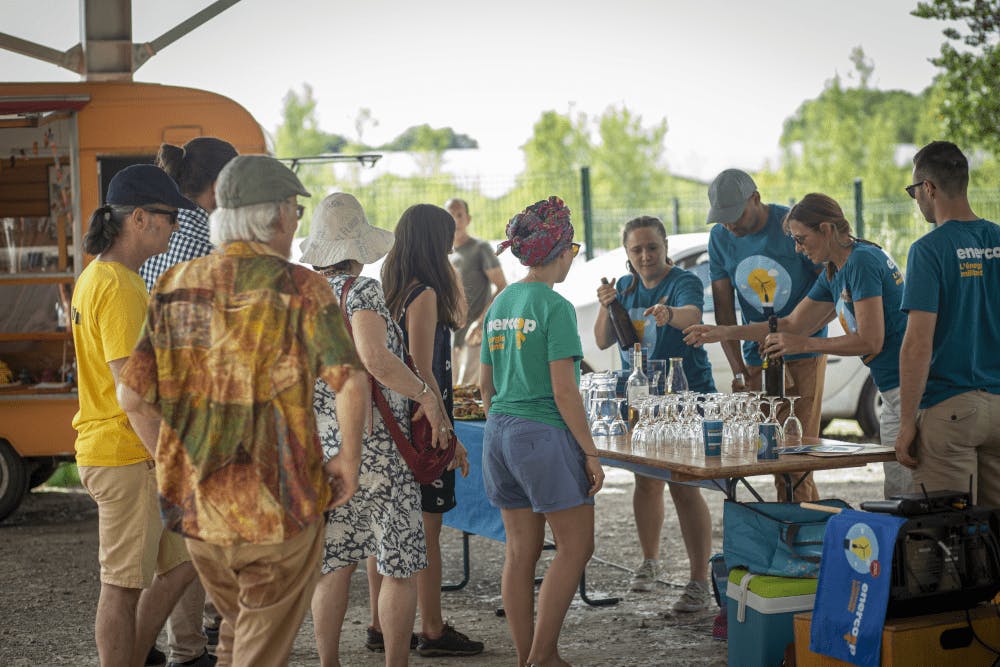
0,428,883,667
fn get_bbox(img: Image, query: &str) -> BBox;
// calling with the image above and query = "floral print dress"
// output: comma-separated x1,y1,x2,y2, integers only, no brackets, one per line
314,274,427,576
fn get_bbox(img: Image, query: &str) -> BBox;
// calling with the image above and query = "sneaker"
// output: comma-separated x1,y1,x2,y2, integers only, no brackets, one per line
629,558,660,592
416,623,484,657
146,646,167,667
168,649,217,667
672,580,713,613
365,626,419,652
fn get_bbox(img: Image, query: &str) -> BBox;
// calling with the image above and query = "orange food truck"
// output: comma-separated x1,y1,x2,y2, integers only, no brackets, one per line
0,80,267,519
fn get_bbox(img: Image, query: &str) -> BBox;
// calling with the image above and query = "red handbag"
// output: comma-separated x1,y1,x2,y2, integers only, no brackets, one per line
339,277,456,484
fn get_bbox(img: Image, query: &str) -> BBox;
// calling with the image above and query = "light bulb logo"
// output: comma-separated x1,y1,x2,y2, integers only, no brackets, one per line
748,268,779,305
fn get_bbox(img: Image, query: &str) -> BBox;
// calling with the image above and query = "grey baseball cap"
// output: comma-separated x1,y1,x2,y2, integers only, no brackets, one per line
215,155,310,208
706,169,757,224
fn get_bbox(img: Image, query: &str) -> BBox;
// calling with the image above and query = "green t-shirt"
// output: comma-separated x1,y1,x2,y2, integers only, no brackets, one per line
480,282,582,428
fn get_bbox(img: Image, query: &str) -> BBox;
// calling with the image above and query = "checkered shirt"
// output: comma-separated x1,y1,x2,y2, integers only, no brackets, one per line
139,206,214,291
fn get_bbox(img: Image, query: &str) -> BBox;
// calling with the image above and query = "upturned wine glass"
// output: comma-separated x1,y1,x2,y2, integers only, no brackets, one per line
782,395,803,447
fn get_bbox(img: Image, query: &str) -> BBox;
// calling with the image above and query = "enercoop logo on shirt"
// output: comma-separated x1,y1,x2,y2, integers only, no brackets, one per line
487,317,537,351
956,245,999,278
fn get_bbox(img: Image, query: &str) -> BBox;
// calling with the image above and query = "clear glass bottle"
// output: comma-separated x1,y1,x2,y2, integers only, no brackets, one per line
626,343,648,429
666,357,689,394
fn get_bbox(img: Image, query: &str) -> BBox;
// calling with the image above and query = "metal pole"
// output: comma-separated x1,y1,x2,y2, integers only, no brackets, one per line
671,197,680,234
581,166,594,260
854,178,864,239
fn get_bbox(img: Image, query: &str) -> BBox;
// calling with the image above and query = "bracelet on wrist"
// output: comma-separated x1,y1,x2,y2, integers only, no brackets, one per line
665,305,674,325
412,380,429,400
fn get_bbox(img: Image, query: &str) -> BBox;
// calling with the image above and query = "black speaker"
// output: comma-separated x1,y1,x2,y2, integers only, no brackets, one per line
882,501,1000,618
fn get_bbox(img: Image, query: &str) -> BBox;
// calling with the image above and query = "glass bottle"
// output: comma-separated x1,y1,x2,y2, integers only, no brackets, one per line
602,277,640,349
626,343,649,429
761,302,784,397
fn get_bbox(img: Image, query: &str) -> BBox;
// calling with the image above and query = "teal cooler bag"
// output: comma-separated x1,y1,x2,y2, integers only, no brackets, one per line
722,499,849,578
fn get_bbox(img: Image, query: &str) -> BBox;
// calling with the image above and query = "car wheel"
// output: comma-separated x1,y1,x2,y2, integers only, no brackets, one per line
856,377,882,439
28,460,58,489
0,439,29,522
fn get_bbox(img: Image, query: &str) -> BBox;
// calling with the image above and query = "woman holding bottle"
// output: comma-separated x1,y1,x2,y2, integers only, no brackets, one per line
593,215,716,612
684,193,910,498
480,196,604,667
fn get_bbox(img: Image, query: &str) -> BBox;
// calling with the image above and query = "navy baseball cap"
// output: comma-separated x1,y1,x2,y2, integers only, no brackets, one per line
106,164,197,210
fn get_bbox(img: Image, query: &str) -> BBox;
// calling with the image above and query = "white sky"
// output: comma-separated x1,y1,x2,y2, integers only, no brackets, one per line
1,0,950,181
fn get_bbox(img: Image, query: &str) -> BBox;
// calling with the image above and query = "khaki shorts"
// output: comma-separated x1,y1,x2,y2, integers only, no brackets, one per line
79,460,189,588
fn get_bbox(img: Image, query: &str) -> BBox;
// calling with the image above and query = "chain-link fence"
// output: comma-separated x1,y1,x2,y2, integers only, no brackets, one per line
305,165,999,271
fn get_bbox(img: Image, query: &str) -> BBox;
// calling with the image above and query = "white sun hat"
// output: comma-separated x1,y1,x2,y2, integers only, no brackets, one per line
299,192,395,266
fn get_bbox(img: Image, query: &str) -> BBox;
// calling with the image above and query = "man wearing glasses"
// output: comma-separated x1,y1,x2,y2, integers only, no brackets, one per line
895,141,1000,506
71,165,199,667
704,169,828,502
118,155,368,666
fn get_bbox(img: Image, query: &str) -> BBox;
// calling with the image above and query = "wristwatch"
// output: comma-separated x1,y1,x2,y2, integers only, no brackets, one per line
733,373,746,385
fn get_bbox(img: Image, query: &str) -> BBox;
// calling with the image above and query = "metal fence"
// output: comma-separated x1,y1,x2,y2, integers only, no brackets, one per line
308,165,1000,271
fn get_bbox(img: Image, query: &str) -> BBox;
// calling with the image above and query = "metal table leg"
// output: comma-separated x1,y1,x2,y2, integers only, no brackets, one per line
441,531,472,591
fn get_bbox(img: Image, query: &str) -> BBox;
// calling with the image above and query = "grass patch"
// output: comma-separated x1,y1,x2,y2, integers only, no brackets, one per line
44,462,81,488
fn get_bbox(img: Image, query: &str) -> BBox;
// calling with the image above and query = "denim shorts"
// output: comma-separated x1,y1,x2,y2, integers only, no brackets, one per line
482,413,594,513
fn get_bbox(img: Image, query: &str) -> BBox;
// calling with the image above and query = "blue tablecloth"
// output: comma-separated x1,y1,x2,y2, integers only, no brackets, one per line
444,421,506,542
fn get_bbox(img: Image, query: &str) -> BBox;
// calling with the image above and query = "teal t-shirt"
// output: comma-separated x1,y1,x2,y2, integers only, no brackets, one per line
615,268,716,393
807,242,906,392
902,219,1000,408
708,203,827,365
480,282,582,428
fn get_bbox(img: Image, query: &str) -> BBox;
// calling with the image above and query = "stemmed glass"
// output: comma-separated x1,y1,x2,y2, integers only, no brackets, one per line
782,395,803,447
589,398,611,445
608,397,628,445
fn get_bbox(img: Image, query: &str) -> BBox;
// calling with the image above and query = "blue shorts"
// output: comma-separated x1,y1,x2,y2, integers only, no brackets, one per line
482,413,594,513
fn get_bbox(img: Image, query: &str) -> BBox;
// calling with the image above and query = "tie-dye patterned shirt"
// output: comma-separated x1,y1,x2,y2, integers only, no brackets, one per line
121,241,362,545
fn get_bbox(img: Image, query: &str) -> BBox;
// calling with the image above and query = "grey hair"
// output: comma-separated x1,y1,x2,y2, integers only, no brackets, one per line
210,202,282,245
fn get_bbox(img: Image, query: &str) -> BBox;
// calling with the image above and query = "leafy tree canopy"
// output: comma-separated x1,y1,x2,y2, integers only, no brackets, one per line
274,84,348,157
377,124,478,152
765,48,915,199
912,0,1000,155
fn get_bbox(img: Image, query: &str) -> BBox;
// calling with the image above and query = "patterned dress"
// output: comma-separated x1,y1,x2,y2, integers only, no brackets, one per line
314,274,427,576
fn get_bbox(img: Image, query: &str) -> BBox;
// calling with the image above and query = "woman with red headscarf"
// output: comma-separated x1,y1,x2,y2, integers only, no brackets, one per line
479,196,604,667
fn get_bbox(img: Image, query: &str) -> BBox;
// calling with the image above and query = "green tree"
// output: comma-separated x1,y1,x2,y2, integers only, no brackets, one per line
589,105,670,209
913,0,1000,155
273,84,348,234
768,48,911,199
274,84,347,157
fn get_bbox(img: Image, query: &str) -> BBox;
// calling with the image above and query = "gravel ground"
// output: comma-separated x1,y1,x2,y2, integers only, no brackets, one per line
0,423,881,667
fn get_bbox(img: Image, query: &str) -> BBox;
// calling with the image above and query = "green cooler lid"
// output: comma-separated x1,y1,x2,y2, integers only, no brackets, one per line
728,567,818,598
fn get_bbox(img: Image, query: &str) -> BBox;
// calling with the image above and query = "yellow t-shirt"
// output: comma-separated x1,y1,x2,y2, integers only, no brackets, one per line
71,260,150,466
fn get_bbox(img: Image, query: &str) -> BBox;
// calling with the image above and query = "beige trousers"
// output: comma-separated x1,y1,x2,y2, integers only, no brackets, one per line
185,521,324,667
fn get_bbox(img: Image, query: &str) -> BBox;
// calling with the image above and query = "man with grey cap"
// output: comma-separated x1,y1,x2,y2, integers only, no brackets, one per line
701,168,827,502
118,155,369,666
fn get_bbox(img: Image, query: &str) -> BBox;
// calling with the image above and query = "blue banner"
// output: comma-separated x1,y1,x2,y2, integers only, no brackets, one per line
810,510,906,667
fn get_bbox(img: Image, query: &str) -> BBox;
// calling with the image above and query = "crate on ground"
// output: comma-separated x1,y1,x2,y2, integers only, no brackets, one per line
794,606,1000,666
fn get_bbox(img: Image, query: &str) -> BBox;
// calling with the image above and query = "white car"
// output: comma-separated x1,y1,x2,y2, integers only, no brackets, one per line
556,233,882,436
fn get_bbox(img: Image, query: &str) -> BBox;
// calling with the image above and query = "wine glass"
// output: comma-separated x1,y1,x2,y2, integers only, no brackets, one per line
609,397,629,445
782,395,803,447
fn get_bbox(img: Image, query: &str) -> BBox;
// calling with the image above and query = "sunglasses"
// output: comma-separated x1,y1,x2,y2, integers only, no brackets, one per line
143,207,179,225
790,234,808,246
905,181,925,199
570,242,581,258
